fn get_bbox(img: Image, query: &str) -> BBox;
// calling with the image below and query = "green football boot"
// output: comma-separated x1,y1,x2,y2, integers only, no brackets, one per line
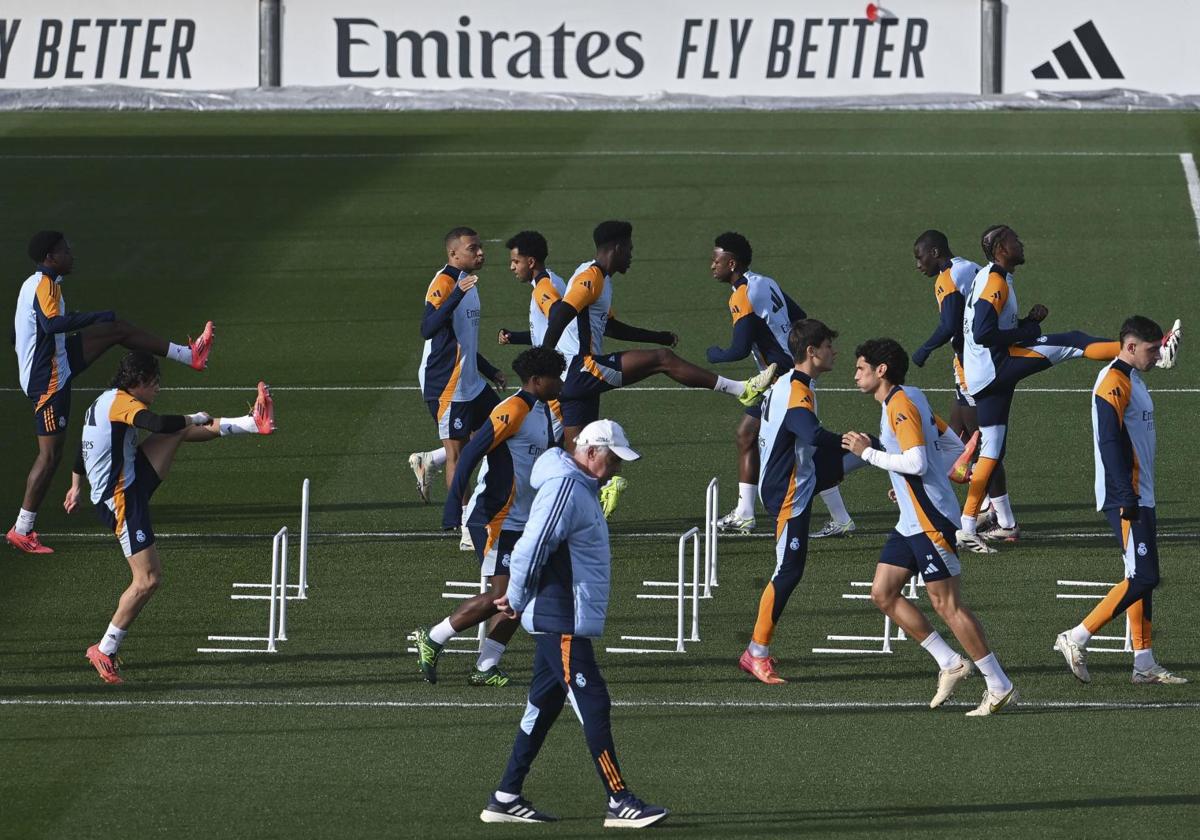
468,666,511,687
413,625,443,684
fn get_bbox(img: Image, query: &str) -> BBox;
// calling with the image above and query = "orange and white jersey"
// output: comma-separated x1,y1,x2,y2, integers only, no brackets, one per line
528,268,566,347
878,385,960,537
557,260,613,364
1092,359,1155,511
80,388,148,506
961,262,1020,394
418,264,487,404
14,270,77,404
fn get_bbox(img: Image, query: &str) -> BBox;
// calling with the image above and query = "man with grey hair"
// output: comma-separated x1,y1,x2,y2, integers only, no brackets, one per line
480,419,668,829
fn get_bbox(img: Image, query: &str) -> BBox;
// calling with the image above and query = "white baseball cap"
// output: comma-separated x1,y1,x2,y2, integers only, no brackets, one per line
575,419,641,461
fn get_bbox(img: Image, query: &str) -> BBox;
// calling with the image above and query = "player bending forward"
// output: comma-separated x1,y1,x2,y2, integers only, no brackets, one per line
844,338,1017,716
65,352,274,685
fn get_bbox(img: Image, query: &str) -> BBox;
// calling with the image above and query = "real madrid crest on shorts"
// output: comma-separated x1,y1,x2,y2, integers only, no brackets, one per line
453,417,464,430
135,530,146,543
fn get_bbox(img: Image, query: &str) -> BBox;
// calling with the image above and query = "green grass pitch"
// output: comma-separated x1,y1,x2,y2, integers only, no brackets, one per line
1,111,1198,838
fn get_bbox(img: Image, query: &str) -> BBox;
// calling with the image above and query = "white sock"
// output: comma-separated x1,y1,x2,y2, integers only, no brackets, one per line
748,641,769,658
1133,648,1156,671
1068,623,1092,646
429,617,456,646
166,342,193,366
991,494,1016,528
960,514,977,535
494,791,520,804
218,415,259,436
736,483,757,519
429,448,447,468
476,638,506,671
98,622,127,656
14,508,37,536
819,487,850,524
919,631,961,670
973,652,1013,695
713,375,743,396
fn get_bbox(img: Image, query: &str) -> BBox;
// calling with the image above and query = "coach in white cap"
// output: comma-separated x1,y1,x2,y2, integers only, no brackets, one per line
480,419,668,829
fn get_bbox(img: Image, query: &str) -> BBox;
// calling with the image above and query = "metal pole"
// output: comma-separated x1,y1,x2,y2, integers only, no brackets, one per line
981,0,1002,94
690,532,700,642
675,531,687,653
259,0,281,88
298,478,309,598
278,528,288,641
266,530,281,652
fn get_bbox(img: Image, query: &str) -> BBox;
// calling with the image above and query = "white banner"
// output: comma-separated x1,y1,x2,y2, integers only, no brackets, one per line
0,1,258,89
1004,1,1200,95
281,1,979,96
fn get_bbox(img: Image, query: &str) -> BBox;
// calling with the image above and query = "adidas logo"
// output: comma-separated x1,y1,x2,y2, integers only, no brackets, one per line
924,562,939,575
1032,20,1123,81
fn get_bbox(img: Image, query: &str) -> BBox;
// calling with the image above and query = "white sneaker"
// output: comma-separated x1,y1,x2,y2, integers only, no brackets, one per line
965,685,1018,716
460,525,474,552
979,523,1020,543
956,529,998,555
1156,318,1181,369
408,451,434,504
811,519,855,539
975,507,998,532
1132,664,1188,685
930,656,974,709
1053,632,1090,683
716,510,756,535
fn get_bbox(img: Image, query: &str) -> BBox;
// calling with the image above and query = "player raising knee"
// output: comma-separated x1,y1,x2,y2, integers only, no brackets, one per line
1053,316,1187,686
8,231,214,555
843,339,1018,716
65,352,273,685
539,220,776,517
412,346,565,687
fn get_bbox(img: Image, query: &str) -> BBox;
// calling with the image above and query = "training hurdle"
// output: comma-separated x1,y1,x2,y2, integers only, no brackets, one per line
812,575,924,655
1055,580,1132,653
607,528,701,654
405,573,488,656
639,478,719,599
199,527,290,654
230,478,311,601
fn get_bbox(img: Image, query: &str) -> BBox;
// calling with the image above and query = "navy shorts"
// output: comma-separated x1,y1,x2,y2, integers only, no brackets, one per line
31,333,87,435
560,352,625,427
878,528,961,582
426,385,500,441
467,526,521,577
94,450,163,558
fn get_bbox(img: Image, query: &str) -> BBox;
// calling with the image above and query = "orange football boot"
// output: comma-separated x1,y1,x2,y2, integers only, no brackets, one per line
739,649,786,684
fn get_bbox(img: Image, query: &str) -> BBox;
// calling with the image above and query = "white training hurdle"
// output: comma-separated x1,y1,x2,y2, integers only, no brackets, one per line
607,528,700,654
636,478,719,599
812,575,924,655
406,573,488,656
198,527,289,654
230,478,310,601
1055,580,1132,653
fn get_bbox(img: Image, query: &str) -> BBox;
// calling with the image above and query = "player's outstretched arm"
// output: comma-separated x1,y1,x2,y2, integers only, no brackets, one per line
442,422,500,529
604,317,674,346
540,299,579,350
913,290,963,367
499,328,532,345
63,447,86,513
707,316,757,363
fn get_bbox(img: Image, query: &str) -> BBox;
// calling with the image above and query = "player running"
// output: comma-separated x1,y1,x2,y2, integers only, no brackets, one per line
481,419,668,828
706,231,860,539
8,231,214,555
843,338,1019,716
956,224,1181,554
1053,316,1187,686
64,352,273,685
412,346,565,687
539,220,776,516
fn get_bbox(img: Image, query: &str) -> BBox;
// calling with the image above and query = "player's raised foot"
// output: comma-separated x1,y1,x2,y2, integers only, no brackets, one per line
480,794,559,824
408,451,434,503
188,320,215,371
84,644,123,685
468,666,511,687
716,510,755,535
737,362,778,407
1132,664,1188,685
5,527,53,554
979,523,1020,543
603,792,669,829
600,476,628,520
930,656,974,709
412,625,443,684
964,685,1018,717
956,529,998,555
948,430,979,484
1155,318,1181,369
738,649,786,685
811,519,855,539
252,382,275,434
459,525,474,552
1053,632,1090,683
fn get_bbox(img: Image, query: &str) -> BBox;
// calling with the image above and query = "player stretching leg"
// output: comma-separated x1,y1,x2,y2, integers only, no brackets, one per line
8,231,214,555
413,347,565,687
1053,316,1187,686
956,225,1181,554
540,221,775,517
844,339,1018,715
65,352,272,684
